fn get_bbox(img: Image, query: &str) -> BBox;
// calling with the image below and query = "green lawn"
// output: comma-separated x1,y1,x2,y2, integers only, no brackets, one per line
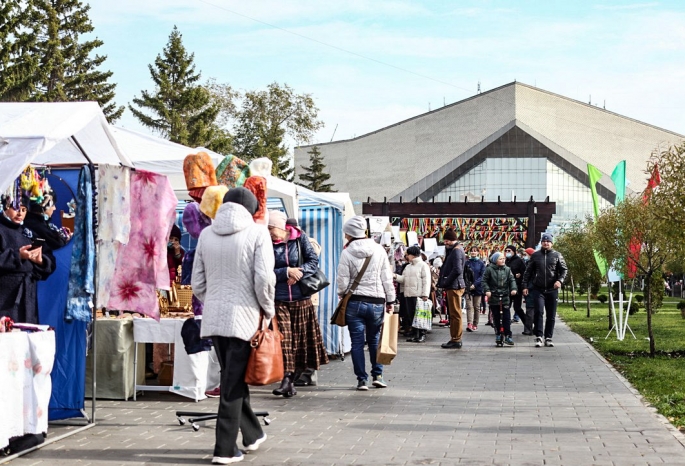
557,300,685,430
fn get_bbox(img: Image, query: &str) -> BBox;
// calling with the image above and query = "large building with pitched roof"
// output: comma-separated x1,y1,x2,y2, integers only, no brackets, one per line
294,82,683,233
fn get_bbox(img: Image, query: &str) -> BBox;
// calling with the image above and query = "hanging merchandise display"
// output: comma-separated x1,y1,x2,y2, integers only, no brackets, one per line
216,154,250,188
106,170,178,320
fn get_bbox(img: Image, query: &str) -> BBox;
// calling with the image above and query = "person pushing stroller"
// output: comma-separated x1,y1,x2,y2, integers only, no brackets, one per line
482,251,518,347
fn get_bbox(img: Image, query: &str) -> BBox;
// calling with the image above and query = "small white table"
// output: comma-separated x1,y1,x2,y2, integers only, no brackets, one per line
0,330,55,449
132,318,219,402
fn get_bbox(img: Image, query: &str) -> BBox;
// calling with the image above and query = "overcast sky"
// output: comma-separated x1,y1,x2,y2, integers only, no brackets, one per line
88,0,685,146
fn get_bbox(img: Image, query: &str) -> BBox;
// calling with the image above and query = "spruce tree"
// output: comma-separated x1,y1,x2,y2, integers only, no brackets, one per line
129,26,231,154
28,0,124,122
0,0,39,101
298,146,336,192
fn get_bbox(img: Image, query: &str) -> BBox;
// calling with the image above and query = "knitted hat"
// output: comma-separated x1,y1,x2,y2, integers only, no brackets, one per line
541,233,554,243
406,246,422,257
200,185,229,219
183,152,217,190
222,187,258,215
525,247,535,256
504,244,517,253
182,202,212,239
443,229,458,241
490,251,503,264
170,223,182,240
343,216,367,238
268,210,287,230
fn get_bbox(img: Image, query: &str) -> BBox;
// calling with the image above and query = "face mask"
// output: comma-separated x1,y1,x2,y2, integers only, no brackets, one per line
505,252,513,258
167,241,174,248
470,255,478,260
523,256,529,262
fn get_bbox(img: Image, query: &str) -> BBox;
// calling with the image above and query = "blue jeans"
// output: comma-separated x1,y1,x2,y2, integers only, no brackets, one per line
346,300,385,381
531,288,558,339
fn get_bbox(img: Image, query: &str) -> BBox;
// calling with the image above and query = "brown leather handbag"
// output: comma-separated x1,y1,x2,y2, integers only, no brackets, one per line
245,313,284,386
330,256,372,327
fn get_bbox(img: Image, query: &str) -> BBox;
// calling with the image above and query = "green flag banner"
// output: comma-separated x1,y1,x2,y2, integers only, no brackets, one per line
587,164,609,276
587,163,603,218
610,160,626,205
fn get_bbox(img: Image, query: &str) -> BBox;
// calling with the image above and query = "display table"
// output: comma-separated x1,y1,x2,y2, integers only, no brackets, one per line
85,317,144,400
0,330,55,449
133,317,219,402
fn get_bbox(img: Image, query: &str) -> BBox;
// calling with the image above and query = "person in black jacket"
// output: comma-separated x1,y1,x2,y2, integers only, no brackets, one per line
504,245,526,327
0,195,54,324
438,230,466,349
23,192,71,252
522,233,568,348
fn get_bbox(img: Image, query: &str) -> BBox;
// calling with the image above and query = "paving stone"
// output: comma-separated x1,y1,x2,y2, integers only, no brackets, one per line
7,319,685,465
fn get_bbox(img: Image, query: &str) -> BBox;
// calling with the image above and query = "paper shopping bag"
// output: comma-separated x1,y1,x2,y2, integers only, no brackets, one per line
376,312,399,365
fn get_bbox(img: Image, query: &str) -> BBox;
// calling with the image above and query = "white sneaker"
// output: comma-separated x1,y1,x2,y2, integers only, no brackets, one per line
243,433,267,452
545,338,554,347
212,452,244,464
534,337,543,347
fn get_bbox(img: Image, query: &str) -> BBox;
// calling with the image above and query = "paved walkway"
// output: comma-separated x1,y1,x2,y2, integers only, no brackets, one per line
8,318,685,466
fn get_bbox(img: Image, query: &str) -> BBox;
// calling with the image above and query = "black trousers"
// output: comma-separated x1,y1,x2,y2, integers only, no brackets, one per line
511,292,526,325
531,289,558,339
490,302,512,337
211,336,264,458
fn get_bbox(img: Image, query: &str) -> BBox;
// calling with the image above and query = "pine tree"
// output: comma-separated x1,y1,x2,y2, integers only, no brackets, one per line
129,26,231,154
298,146,336,192
28,0,124,122
0,0,40,101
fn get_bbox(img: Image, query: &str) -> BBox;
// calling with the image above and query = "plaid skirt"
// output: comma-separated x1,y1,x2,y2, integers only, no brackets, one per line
275,298,329,373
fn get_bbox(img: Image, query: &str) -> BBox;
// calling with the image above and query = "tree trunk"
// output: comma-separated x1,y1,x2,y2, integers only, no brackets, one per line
570,276,577,311
645,274,655,357
586,284,591,317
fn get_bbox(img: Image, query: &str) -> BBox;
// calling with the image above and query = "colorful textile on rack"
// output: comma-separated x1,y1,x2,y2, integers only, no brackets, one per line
65,166,95,322
216,154,249,188
96,166,132,306
243,176,268,224
183,152,217,190
107,170,177,320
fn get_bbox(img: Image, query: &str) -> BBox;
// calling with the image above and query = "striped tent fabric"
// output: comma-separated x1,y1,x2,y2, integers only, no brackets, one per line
299,204,344,356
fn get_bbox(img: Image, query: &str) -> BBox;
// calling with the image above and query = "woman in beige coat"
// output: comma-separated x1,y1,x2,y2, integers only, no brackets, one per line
394,246,431,342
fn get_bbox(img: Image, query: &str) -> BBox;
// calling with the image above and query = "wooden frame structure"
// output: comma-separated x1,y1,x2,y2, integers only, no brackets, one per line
362,196,556,248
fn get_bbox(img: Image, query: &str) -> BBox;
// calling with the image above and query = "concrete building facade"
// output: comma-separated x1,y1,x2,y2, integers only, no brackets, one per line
294,82,684,231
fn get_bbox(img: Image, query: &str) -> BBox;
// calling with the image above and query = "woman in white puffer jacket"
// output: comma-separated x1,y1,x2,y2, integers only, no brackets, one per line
337,216,396,391
394,246,431,342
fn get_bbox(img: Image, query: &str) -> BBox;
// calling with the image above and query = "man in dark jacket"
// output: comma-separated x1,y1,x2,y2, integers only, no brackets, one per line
504,245,526,326
438,230,466,348
522,233,568,348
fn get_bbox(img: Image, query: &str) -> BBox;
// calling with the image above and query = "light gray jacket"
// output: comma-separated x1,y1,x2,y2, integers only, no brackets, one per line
192,202,276,341
337,238,396,303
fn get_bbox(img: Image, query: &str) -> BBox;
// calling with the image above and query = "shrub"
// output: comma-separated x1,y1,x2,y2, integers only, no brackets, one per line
624,302,639,315
597,294,608,304
635,295,644,304
676,300,685,310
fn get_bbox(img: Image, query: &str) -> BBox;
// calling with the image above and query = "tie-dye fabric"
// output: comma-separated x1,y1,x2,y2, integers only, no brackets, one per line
216,154,249,188
65,166,95,322
96,166,131,307
106,170,177,320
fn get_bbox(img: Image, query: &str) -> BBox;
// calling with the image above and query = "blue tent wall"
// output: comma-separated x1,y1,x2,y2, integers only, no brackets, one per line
299,205,343,355
37,168,87,420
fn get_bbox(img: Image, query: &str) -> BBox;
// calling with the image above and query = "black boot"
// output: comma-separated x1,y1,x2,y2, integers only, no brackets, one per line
271,372,297,398
272,372,295,396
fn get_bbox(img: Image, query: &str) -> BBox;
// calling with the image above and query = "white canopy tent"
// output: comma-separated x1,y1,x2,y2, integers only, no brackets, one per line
111,126,357,219
0,102,132,192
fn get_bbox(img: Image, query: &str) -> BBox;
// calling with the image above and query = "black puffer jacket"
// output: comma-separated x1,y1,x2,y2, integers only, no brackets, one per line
522,248,568,292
